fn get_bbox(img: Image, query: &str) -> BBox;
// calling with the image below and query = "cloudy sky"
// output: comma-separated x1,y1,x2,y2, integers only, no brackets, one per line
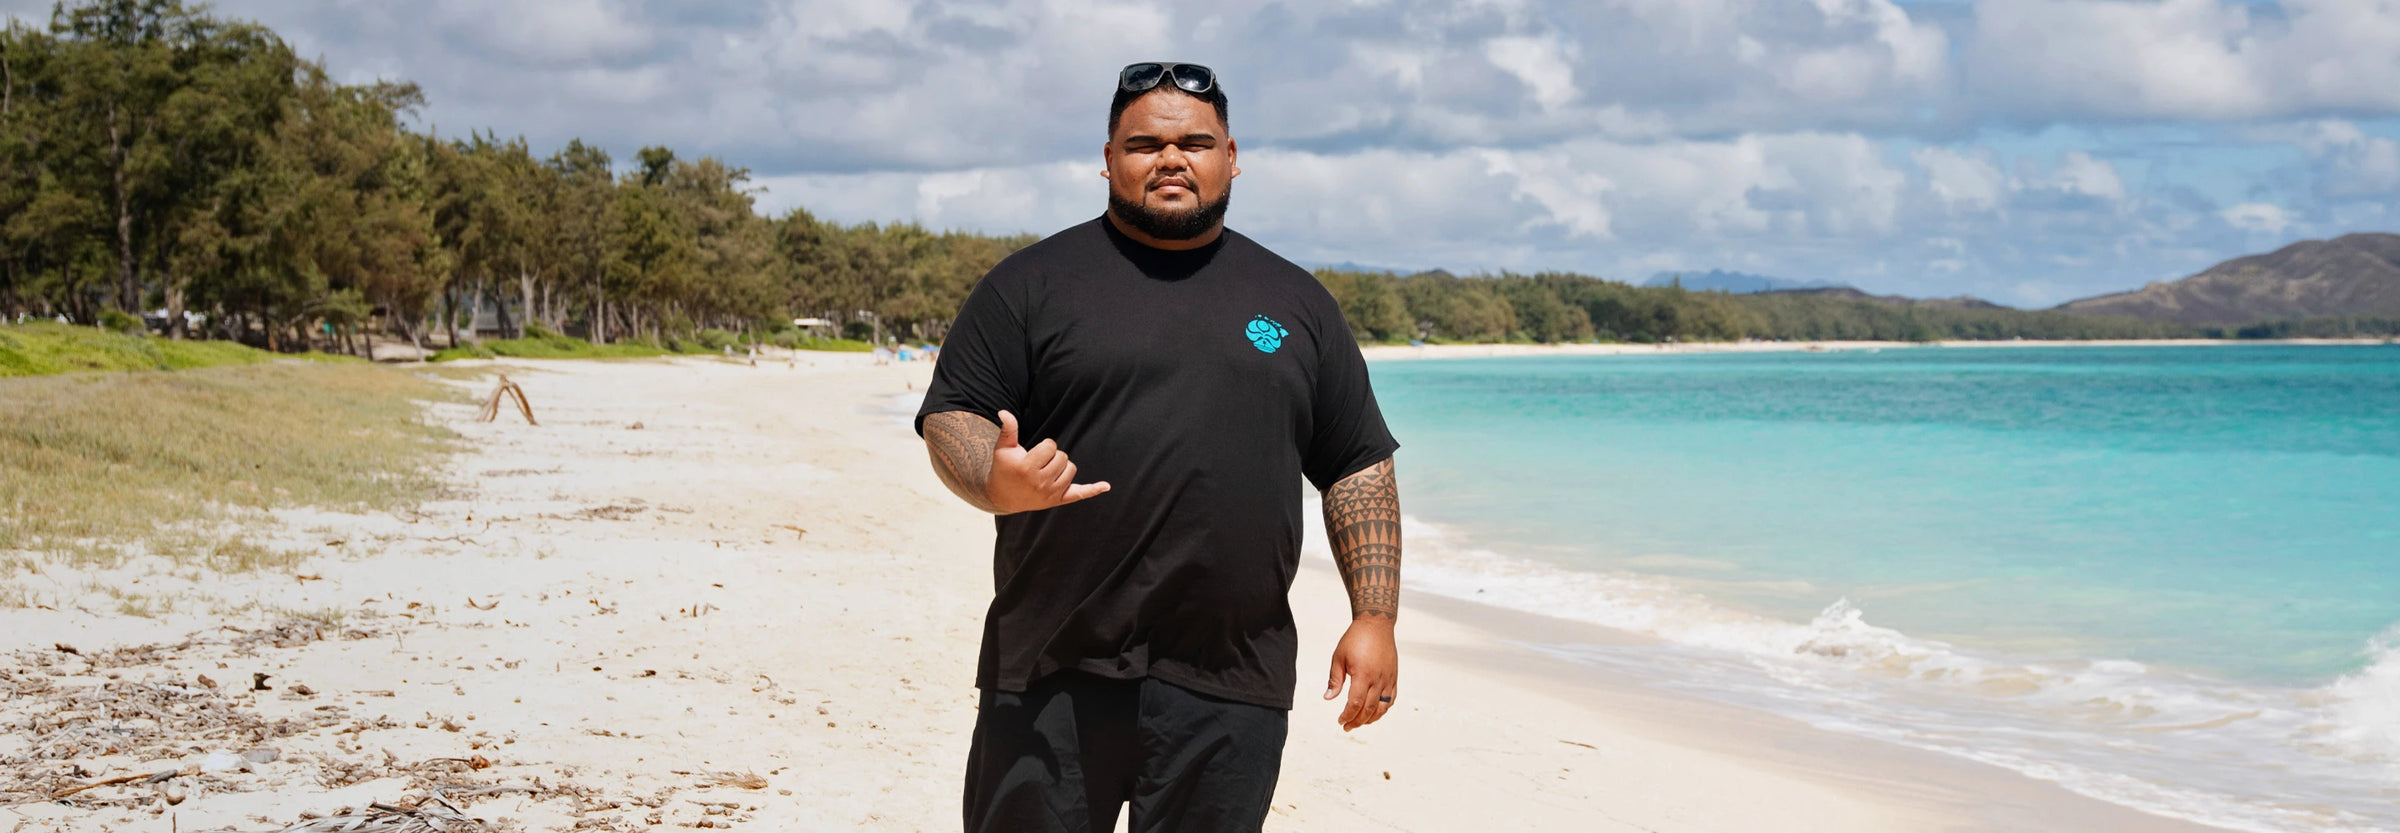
10,0,2399,305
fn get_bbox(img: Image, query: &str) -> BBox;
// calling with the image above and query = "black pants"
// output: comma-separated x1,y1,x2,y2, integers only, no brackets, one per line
963,672,1288,833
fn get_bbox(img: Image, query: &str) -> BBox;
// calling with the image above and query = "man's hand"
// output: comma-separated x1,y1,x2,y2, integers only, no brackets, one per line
985,410,1111,513
922,409,1110,514
1324,617,1397,731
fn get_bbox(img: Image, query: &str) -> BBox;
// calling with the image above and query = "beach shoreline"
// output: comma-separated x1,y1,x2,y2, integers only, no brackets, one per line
1361,337,2392,361
0,354,2227,831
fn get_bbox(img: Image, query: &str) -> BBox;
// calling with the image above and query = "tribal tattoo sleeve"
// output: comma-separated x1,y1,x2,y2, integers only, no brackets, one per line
1323,458,1401,621
922,411,1002,514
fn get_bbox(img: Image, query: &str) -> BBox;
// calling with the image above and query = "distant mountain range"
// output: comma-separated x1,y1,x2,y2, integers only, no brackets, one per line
2055,233,2400,325
1759,286,2010,310
1341,235,2399,328
1304,260,1411,275
1644,270,1844,293
1645,271,2008,310
1658,233,2400,326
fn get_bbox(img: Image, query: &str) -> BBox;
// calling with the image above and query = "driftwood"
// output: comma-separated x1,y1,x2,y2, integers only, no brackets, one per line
49,768,182,799
475,375,537,425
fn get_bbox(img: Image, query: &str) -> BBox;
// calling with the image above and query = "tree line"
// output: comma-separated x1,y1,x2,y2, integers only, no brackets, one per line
1312,270,2203,344
1,0,1025,353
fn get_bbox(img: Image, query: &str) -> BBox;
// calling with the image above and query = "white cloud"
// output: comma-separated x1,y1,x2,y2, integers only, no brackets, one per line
753,160,1097,233
2292,120,2400,198
1479,149,1616,239
2050,151,2129,202
760,132,1945,287
1914,146,2007,212
1779,0,1951,101
434,0,652,64
1967,0,2400,121
2221,202,2294,233
1483,35,1580,112
57,0,1993,171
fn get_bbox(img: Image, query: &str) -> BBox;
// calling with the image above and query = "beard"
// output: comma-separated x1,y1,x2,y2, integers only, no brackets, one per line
1109,185,1231,241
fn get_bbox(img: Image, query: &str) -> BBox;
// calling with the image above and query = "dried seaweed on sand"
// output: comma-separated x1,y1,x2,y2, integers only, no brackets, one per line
252,795,491,833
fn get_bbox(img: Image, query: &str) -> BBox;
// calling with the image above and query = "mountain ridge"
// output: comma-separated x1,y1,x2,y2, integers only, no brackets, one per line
2056,233,2400,325
1761,286,2010,311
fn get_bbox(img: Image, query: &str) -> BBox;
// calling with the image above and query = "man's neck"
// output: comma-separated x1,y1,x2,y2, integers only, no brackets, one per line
1104,210,1224,251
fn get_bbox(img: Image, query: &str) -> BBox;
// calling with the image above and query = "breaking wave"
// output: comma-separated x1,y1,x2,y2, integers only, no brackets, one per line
1308,512,2400,833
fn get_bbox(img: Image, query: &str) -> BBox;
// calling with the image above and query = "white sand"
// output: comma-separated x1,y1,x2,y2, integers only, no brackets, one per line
0,355,2223,831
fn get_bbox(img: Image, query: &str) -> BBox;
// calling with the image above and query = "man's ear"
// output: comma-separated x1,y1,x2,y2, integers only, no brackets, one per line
1228,137,1240,179
1101,141,1114,178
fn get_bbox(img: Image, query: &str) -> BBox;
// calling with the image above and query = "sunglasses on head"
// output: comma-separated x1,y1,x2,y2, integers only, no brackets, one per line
1119,62,1217,95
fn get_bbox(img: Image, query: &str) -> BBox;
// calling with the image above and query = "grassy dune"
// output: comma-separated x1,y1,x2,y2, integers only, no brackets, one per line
0,321,358,377
0,362,454,577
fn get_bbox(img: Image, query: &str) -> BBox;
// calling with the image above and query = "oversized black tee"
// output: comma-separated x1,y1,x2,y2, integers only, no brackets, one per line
913,216,1399,710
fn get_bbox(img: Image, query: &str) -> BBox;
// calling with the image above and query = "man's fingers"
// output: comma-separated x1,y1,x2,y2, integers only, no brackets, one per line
1354,688,1384,729
1057,482,1111,505
1363,680,1395,726
1053,461,1079,490
1341,666,1376,730
994,410,1019,450
1324,656,1346,701
1033,447,1069,482
1024,438,1060,469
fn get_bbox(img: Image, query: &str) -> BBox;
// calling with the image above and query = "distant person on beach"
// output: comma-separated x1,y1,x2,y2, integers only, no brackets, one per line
916,62,1403,833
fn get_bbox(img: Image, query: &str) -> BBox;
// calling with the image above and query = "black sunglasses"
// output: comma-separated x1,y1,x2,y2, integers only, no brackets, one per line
1119,62,1217,95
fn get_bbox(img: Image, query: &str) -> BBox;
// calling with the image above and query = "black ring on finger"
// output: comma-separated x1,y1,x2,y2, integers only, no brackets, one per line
1378,696,1393,703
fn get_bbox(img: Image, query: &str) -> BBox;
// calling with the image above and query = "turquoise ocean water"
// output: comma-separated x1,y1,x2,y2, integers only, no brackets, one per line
1365,345,2400,832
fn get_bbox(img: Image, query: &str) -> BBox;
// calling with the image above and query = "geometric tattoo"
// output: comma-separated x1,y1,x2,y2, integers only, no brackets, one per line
1322,457,1400,621
922,410,1003,514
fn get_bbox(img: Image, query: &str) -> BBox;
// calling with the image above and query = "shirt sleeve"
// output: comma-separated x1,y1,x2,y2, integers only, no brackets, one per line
1302,305,1401,491
915,275,1030,437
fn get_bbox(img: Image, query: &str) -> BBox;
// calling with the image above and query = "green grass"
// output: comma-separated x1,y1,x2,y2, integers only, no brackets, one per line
792,337,874,352
431,331,875,361
0,321,358,376
0,361,455,571
429,331,682,362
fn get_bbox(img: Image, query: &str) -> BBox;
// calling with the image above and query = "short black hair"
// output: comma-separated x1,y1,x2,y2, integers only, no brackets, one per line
1108,83,1230,138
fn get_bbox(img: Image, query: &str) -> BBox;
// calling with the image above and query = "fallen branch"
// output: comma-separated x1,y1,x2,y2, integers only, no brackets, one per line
51,768,182,800
475,375,537,425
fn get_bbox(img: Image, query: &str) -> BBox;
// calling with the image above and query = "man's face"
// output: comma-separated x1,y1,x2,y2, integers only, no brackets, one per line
1104,90,1238,242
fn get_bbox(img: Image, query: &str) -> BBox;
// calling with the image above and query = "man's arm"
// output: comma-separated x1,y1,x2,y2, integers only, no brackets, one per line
1326,458,1401,620
921,409,1111,515
1321,457,1400,730
923,410,1005,513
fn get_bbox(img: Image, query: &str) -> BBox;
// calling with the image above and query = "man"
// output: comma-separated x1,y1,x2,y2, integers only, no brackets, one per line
914,62,1404,833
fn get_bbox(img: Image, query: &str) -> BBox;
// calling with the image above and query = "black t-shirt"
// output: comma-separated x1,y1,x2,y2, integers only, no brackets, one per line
913,216,1399,710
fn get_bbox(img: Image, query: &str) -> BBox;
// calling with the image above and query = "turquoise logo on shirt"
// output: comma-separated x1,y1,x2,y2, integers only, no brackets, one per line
1245,315,1289,353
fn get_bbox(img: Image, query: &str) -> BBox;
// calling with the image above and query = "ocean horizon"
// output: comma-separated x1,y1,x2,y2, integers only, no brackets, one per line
1365,344,2400,833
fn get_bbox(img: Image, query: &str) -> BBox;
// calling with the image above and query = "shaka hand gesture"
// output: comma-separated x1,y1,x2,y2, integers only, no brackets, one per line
987,410,1112,514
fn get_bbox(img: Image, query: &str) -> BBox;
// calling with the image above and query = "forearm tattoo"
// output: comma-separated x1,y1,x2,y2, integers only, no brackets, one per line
1323,458,1401,621
923,411,1002,514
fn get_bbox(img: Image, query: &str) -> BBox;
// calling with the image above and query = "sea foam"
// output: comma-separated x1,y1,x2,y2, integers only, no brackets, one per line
1305,509,2400,833
2326,628,2400,770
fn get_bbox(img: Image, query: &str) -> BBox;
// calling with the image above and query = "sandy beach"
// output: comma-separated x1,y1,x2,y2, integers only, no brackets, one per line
0,354,2228,832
